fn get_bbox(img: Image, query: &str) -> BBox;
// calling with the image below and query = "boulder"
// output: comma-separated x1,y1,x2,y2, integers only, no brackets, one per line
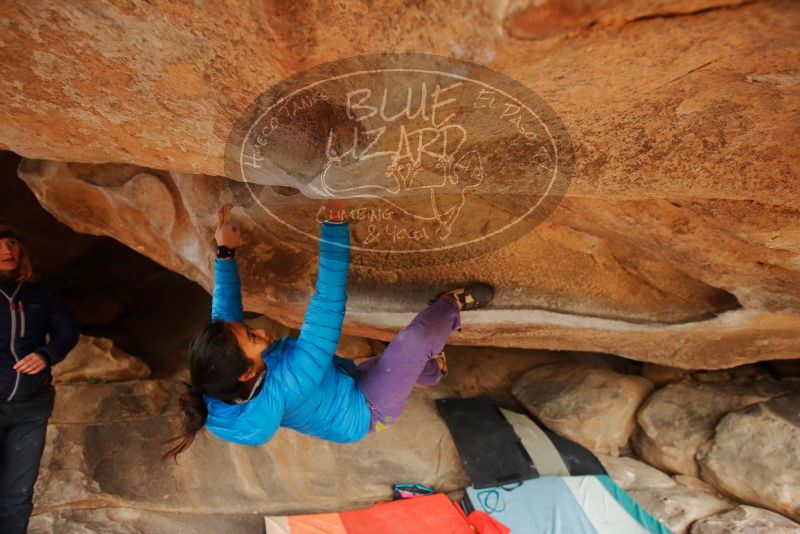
642,363,689,386
1,0,799,370
512,363,654,455
15,157,800,369
634,380,796,475
697,393,800,522
34,379,467,515
627,485,734,534
443,346,566,408
244,314,298,341
691,365,772,383
690,505,800,534
50,380,178,425
335,334,376,360
29,508,264,534
598,455,676,491
673,475,721,496
53,336,151,383
246,315,379,360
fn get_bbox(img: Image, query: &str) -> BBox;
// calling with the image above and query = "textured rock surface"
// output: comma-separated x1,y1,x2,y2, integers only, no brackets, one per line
0,0,797,368
628,485,734,534
634,380,797,475
642,363,689,386
598,455,676,491
697,393,800,522
442,345,566,407
29,509,264,534
512,363,654,455
53,336,151,383
690,505,800,534
674,475,723,496
34,379,467,517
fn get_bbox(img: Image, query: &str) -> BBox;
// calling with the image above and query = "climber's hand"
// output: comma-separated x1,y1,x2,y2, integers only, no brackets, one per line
215,204,243,248
323,198,348,223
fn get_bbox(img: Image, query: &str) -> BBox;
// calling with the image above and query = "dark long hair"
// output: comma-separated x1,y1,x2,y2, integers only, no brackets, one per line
163,321,251,461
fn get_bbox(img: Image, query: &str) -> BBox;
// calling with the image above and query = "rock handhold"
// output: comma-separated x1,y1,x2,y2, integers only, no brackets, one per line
512,363,654,455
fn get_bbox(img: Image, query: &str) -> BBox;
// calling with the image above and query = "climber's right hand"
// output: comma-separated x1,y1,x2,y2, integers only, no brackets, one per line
215,204,243,248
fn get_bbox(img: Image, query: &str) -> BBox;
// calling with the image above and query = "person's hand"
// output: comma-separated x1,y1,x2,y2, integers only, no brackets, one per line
323,198,347,222
14,353,47,375
215,204,243,248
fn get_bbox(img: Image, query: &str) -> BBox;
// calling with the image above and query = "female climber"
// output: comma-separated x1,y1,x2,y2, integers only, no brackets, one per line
165,201,494,458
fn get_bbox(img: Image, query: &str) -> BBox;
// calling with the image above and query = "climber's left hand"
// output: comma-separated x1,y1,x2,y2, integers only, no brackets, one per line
323,198,348,222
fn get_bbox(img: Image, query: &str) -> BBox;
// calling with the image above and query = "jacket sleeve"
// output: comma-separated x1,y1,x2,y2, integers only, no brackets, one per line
205,381,285,447
35,285,80,366
281,220,350,405
211,258,244,323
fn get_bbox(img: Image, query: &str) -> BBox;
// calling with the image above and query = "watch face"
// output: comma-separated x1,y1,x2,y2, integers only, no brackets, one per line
217,246,236,259
225,52,574,270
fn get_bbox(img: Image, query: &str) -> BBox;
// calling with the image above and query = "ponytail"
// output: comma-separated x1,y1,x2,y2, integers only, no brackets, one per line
163,382,208,461
163,321,250,461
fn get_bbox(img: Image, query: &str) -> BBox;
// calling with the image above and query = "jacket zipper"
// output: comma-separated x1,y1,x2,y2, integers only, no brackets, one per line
18,301,25,338
0,284,22,401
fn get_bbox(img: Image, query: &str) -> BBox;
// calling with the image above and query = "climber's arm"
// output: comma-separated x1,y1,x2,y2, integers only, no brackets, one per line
211,204,244,323
282,205,350,404
211,258,244,323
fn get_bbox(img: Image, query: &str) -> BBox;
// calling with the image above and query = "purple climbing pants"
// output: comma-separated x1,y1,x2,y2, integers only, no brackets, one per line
357,296,461,432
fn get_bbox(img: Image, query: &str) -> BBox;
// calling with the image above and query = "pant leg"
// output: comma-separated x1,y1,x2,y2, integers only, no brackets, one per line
0,387,54,534
358,296,460,432
356,355,443,386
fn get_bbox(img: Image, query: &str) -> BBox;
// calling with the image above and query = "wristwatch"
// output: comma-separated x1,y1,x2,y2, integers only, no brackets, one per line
217,245,236,259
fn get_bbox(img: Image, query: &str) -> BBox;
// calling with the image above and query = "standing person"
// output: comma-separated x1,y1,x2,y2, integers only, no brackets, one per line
165,201,493,458
0,218,80,533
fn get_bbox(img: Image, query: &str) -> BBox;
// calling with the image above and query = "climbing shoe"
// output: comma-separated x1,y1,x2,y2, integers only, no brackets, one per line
429,282,495,312
432,351,448,377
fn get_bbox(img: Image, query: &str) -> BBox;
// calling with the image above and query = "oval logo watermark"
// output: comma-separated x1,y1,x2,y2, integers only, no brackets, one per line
224,52,574,269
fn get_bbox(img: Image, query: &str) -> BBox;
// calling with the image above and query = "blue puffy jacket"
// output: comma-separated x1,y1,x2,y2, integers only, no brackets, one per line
203,220,371,445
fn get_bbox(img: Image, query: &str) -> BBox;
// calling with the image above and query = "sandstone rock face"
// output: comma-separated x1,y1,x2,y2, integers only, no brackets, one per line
674,475,722,496
17,159,800,370
34,379,467,517
642,363,689,386
0,0,798,369
512,363,654,455
697,393,800,522
627,485,734,534
442,346,566,408
634,380,797,476
598,455,676,491
53,336,151,383
335,333,377,360
690,505,800,534
29,509,264,534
